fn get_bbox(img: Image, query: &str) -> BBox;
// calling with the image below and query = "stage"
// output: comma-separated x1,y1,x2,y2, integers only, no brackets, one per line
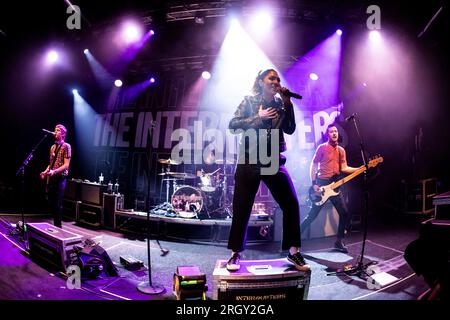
0,211,429,301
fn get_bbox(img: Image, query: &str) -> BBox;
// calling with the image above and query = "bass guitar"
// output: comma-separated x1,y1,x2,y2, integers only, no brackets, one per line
308,156,383,206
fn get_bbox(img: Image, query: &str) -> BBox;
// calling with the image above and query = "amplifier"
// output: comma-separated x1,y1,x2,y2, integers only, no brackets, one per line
26,222,83,271
78,203,103,227
212,258,310,301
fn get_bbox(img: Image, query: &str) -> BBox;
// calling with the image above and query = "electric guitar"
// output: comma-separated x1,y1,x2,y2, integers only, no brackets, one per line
40,171,51,194
308,156,383,206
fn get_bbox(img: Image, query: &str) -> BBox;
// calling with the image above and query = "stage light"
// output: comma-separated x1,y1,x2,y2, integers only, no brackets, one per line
336,29,342,36
114,79,123,87
72,89,78,95
309,73,319,81
150,30,155,36
249,8,273,35
149,77,156,84
363,82,367,87
46,50,59,64
83,49,89,54
201,71,211,80
230,18,239,27
122,22,142,44
195,16,205,25
369,30,381,43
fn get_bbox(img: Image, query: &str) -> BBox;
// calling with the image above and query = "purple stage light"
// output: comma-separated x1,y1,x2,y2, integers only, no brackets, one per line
369,30,381,43
46,50,59,64
336,29,342,36
83,49,89,54
202,71,211,80
309,73,319,81
149,77,156,84
122,22,142,44
114,79,123,87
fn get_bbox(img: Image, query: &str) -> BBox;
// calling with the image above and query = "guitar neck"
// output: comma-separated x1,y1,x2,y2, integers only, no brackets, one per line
333,165,366,188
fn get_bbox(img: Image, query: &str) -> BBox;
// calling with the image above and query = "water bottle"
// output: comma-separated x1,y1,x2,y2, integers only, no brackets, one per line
99,173,104,184
114,179,119,195
107,181,113,194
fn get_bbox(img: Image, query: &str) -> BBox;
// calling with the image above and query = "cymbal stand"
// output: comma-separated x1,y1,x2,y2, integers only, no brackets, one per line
220,163,232,218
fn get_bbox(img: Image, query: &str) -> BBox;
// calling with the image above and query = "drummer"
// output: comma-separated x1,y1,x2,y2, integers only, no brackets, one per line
197,149,221,192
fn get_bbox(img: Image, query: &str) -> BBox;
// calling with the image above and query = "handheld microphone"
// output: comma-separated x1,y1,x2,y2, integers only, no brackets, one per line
42,129,55,135
277,88,303,99
345,113,357,121
279,88,302,99
285,89,302,99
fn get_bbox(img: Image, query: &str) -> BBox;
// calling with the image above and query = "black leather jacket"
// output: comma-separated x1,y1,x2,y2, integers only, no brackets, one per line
229,95,296,162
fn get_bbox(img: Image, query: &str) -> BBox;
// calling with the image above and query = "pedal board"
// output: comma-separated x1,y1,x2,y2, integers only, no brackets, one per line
120,255,144,271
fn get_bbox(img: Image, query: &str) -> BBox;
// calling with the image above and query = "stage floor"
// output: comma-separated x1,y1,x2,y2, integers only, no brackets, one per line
0,212,429,301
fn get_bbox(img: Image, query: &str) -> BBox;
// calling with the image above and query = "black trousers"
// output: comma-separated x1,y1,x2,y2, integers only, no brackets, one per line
47,176,66,228
228,164,301,252
300,178,350,239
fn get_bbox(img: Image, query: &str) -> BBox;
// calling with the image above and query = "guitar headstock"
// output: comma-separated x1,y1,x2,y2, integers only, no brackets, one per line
368,155,383,168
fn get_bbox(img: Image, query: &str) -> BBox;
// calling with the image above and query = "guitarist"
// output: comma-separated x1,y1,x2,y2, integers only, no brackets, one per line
301,124,358,253
39,124,71,228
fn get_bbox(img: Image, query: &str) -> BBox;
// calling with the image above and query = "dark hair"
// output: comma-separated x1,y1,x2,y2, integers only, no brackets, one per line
327,123,338,132
252,68,277,95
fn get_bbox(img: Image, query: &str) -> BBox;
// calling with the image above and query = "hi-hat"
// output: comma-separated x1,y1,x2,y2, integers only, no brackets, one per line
158,172,179,176
158,158,181,165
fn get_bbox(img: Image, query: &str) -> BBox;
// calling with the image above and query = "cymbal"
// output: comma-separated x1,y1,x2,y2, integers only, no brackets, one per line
158,171,179,176
215,159,234,165
158,158,181,165
168,172,197,179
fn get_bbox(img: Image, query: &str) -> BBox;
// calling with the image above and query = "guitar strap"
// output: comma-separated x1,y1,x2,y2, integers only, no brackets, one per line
338,146,342,174
50,143,63,171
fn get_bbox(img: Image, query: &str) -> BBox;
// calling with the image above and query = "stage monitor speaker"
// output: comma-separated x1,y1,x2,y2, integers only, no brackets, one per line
77,240,118,279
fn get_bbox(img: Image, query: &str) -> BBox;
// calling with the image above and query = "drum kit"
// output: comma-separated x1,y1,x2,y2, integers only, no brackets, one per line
153,158,234,219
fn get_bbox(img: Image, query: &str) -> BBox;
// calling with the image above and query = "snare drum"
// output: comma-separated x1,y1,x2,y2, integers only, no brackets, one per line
171,186,203,218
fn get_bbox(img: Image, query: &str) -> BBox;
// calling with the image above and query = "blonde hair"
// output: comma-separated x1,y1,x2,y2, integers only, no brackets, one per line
56,124,67,140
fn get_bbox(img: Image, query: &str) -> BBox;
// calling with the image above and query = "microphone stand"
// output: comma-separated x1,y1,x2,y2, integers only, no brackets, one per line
328,114,375,279
137,122,165,295
15,133,51,240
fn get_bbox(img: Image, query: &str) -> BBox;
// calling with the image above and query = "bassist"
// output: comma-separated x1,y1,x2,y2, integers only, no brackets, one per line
301,124,358,253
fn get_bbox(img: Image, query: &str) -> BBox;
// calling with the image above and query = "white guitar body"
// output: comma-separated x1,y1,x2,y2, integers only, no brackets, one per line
315,184,340,206
308,156,384,206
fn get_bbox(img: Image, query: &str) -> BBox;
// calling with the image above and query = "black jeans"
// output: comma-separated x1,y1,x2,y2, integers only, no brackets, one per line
47,176,66,228
300,178,350,239
228,164,301,252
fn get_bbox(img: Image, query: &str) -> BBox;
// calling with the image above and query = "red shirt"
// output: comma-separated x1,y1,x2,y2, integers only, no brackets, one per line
312,142,347,179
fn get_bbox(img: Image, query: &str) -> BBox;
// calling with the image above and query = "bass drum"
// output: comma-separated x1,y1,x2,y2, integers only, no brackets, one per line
171,186,203,218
